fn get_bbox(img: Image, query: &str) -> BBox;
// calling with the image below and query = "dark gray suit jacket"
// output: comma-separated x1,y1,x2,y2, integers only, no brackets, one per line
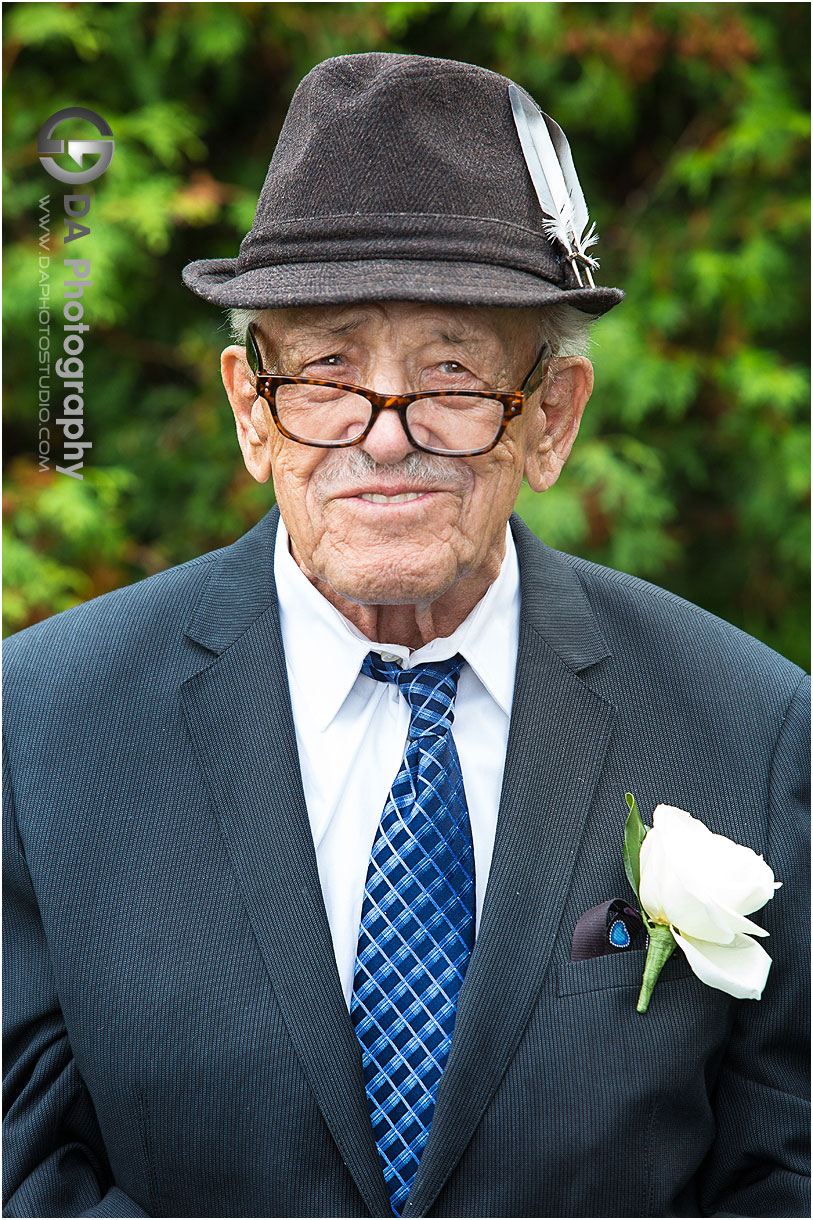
3,508,809,1218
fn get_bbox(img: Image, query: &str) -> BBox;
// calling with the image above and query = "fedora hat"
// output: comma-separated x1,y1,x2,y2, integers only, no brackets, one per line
182,52,624,315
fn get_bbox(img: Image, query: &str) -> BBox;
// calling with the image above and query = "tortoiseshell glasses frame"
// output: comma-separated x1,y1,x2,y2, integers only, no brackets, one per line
244,322,552,457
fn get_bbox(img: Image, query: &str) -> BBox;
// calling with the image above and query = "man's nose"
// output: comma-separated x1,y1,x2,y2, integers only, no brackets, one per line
361,404,416,465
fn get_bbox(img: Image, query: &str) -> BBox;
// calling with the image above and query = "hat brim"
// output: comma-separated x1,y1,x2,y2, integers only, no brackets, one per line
182,257,624,317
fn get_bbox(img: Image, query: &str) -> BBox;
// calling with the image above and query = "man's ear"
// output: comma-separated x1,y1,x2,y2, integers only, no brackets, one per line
221,345,273,483
523,356,593,493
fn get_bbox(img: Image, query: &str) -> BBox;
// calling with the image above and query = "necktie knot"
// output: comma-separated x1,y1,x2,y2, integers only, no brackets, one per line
362,652,464,738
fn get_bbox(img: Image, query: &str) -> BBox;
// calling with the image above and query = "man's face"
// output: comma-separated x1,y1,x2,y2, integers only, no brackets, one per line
222,301,591,615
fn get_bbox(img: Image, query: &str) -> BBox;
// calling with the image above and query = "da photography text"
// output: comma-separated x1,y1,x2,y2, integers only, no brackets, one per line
36,106,114,480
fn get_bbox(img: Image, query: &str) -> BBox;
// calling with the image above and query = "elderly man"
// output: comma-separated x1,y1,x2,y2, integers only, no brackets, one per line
3,53,808,1220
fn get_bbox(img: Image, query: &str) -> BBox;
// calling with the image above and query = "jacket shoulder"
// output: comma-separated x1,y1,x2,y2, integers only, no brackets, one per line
3,508,280,722
1,548,234,730
3,504,281,665
559,549,806,693
4,548,222,666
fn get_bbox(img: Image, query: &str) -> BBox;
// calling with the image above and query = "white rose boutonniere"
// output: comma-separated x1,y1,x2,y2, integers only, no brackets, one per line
623,794,782,1013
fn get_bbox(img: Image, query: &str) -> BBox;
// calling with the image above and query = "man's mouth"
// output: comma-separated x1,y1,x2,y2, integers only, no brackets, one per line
356,491,425,504
330,483,449,506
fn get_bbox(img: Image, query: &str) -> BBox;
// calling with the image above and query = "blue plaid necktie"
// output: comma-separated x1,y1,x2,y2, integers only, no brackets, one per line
350,652,475,1216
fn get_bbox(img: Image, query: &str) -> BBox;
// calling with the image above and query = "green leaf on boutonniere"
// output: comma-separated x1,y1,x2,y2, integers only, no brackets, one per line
623,792,649,921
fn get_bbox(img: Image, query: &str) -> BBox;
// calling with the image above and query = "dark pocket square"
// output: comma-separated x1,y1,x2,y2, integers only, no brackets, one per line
570,898,646,961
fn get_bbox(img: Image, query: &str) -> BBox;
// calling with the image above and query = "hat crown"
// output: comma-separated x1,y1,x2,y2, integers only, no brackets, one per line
261,53,542,228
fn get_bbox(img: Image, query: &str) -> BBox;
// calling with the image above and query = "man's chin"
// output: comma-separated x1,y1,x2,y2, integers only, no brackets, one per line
324,568,456,609
292,530,467,609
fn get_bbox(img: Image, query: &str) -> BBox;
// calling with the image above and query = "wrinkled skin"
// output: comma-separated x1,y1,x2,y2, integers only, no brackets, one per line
221,301,593,648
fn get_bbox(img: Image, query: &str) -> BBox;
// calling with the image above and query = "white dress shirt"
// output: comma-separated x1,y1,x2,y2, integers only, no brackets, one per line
274,516,520,1005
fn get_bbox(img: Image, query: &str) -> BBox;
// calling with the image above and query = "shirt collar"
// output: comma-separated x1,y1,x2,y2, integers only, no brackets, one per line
274,516,519,730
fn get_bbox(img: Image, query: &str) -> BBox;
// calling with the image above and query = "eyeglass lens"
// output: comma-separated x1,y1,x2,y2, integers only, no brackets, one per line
274,383,506,455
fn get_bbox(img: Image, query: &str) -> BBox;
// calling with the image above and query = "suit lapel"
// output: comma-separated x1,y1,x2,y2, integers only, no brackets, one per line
403,516,617,1217
179,508,391,1217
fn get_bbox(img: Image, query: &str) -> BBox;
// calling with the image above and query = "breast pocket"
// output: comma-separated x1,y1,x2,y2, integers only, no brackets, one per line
557,945,695,997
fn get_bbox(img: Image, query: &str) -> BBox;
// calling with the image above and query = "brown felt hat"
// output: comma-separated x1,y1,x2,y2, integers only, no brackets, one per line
182,53,624,315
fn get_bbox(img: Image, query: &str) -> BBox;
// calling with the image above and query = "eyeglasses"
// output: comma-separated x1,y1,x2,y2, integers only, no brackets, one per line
244,324,552,457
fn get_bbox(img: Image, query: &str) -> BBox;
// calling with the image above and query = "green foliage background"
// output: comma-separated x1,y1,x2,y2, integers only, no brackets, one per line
3,1,810,668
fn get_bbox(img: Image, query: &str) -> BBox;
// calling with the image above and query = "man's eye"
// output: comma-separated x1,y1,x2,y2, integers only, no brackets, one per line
305,354,345,372
440,361,465,373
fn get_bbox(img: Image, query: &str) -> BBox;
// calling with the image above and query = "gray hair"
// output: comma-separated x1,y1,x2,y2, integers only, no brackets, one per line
225,302,594,362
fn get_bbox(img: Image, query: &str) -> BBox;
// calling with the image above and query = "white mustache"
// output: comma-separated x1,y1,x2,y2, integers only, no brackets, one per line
311,447,470,496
